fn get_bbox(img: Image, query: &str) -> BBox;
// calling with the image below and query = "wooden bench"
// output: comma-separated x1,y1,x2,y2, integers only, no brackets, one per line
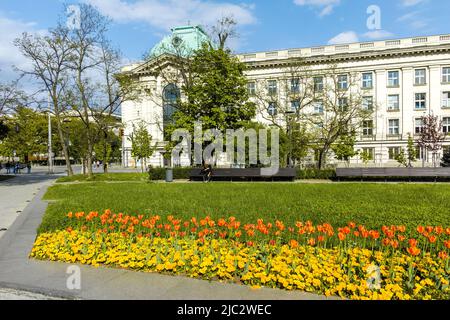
189,168,296,182
336,167,450,181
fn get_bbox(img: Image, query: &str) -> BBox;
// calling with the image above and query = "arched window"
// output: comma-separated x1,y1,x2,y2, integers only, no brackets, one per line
163,84,180,123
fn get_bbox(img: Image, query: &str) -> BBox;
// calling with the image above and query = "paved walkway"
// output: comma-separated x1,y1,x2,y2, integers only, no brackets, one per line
0,170,64,240
0,171,334,300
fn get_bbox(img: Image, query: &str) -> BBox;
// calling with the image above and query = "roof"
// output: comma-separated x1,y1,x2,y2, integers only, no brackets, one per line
149,25,214,58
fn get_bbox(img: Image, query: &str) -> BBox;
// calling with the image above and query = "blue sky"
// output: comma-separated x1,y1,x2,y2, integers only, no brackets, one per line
1,0,450,81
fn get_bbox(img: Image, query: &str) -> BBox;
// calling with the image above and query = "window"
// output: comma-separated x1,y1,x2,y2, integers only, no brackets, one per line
162,84,180,123
415,146,427,161
290,100,300,112
388,71,400,87
338,97,348,111
362,73,373,89
443,117,450,134
415,118,424,135
362,120,374,136
442,92,450,108
247,82,256,96
268,80,277,95
415,93,426,110
290,78,300,93
389,147,402,160
313,101,324,114
338,74,348,90
388,119,400,135
414,69,426,85
443,67,450,83
388,95,400,111
267,102,277,116
314,77,324,92
361,148,375,160
362,96,374,111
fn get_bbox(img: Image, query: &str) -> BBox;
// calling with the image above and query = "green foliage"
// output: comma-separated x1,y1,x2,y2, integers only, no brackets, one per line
331,132,358,164
395,148,408,168
406,134,416,167
39,182,450,235
165,44,256,157
128,122,155,172
0,106,47,160
148,167,192,180
295,168,336,180
360,150,373,166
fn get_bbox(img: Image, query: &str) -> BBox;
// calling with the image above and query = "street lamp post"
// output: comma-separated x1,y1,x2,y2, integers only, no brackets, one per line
48,112,54,174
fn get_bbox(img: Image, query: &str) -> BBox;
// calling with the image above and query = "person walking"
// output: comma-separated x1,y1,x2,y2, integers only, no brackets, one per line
27,162,32,174
5,162,10,174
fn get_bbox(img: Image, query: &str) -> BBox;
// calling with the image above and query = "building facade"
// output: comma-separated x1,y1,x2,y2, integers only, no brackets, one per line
121,26,450,168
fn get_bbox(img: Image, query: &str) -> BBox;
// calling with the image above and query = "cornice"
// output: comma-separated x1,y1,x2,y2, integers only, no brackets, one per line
243,44,450,70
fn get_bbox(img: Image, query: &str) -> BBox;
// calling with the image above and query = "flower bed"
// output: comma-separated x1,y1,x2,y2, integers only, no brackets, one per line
30,210,450,300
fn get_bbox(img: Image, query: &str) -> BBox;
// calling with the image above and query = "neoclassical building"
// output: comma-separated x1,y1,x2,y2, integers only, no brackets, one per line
121,26,450,168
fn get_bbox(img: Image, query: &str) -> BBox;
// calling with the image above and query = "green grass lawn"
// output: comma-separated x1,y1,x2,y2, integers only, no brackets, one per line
56,173,148,183
38,182,450,235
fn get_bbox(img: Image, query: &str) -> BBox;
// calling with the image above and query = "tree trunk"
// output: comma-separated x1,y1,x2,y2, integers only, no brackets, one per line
141,158,144,173
86,140,93,178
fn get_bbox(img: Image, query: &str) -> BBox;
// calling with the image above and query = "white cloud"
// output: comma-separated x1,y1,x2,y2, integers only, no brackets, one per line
294,0,341,17
401,0,426,7
397,11,429,30
83,0,257,31
0,14,46,83
363,30,394,40
328,31,359,44
328,29,395,45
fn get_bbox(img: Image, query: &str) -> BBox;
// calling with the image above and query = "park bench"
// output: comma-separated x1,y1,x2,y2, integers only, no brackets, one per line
336,167,450,182
189,168,296,182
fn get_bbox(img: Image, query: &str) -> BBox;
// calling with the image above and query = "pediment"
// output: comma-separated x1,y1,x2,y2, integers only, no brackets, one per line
123,53,188,77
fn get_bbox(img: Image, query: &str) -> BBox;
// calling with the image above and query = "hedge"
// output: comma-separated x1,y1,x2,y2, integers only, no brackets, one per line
149,167,336,181
148,167,192,181
296,168,336,180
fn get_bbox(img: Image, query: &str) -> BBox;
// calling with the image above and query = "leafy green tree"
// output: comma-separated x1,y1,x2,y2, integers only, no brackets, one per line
0,106,47,161
129,122,155,173
331,131,358,167
289,123,313,168
406,134,416,167
360,150,372,167
395,148,408,167
166,44,256,162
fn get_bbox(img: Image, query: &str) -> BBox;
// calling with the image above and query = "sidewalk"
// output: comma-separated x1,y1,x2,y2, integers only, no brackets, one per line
0,180,334,300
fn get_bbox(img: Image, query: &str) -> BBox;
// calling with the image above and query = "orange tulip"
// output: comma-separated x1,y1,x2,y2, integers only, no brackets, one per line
409,239,418,248
289,239,299,248
407,246,421,256
438,251,448,260
382,238,390,246
67,212,73,218
308,238,316,246
428,236,437,244
444,240,450,249
338,232,346,241
417,226,425,234
235,231,242,238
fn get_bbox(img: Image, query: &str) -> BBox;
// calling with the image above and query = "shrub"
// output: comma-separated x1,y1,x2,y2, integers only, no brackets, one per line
148,167,192,181
296,168,336,180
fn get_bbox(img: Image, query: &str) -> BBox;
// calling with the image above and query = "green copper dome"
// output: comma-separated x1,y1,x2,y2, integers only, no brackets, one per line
149,25,214,58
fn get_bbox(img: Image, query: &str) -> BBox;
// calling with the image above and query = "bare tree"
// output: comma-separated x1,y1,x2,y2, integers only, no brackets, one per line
14,26,75,175
210,16,238,50
417,114,446,167
0,78,26,115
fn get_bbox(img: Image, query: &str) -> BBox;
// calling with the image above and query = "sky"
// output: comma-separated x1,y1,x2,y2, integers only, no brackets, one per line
1,0,450,84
